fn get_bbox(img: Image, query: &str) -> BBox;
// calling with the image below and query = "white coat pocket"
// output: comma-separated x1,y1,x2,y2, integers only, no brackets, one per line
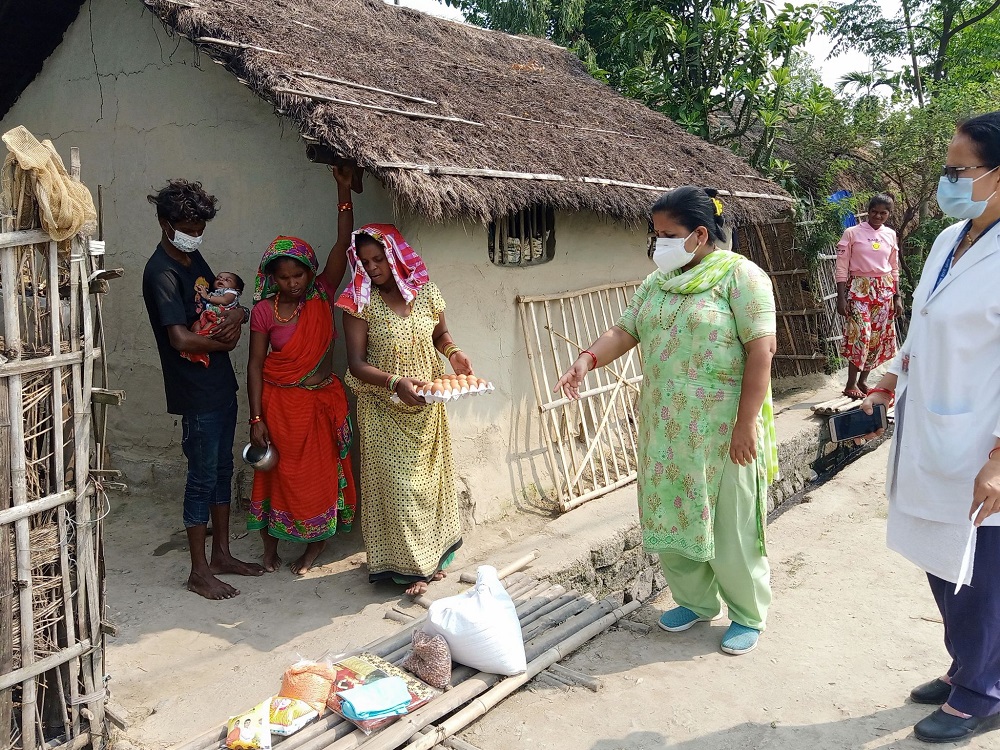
916,410,989,484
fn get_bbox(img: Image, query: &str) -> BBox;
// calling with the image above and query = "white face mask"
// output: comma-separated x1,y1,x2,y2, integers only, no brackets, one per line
652,232,698,274
169,224,204,253
936,166,999,220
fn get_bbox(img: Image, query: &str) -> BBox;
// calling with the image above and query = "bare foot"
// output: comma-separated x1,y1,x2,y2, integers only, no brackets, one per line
405,581,429,596
211,553,265,577
290,541,326,575
262,550,282,573
187,570,240,600
432,571,446,581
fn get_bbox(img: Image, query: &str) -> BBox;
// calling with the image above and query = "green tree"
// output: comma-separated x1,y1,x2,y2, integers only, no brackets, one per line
444,0,832,175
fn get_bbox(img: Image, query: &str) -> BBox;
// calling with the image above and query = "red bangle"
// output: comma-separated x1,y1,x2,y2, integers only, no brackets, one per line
249,415,263,425
868,387,895,407
990,447,1000,462
338,202,353,213
582,350,598,371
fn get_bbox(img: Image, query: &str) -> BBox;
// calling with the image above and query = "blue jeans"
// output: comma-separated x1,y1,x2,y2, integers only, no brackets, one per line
181,398,237,528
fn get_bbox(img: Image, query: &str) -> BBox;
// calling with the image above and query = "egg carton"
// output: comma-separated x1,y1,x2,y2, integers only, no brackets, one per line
391,379,496,404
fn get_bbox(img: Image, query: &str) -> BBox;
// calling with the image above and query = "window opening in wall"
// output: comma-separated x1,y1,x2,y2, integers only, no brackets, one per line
488,205,556,267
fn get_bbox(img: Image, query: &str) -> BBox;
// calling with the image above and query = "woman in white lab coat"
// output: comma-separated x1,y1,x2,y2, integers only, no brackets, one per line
861,111,1000,744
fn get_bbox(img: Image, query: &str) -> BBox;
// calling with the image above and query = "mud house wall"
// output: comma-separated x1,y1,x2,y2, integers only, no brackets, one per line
1,0,656,524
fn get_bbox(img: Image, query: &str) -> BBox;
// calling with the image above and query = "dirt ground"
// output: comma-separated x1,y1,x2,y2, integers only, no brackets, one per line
102,486,551,747
455,446,1000,750
105,443,1000,749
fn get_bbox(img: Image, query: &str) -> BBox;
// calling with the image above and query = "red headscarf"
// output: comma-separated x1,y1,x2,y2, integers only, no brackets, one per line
335,224,429,315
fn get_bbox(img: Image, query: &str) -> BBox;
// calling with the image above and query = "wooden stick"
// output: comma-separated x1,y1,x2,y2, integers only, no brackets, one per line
0,228,48,249
272,712,348,750
274,89,485,127
0,374,10,750
459,552,537,584
516,280,646,305
547,663,601,692
4,250,37,750
193,37,286,55
533,673,569,692
375,163,796,203
406,600,642,750
518,592,577,629
0,489,76,526
0,640,92,692
616,619,651,635
517,301,569,504
291,70,438,105
44,733,92,750
542,375,643,413
497,112,649,140
441,737,485,750
521,596,595,642
385,610,415,624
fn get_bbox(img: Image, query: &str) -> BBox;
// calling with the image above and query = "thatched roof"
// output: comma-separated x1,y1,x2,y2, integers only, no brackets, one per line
141,0,795,224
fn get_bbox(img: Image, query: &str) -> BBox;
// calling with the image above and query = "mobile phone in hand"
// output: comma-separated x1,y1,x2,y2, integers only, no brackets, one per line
828,404,888,443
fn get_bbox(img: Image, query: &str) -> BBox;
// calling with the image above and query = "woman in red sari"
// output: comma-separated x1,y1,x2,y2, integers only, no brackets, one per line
246,168,357,574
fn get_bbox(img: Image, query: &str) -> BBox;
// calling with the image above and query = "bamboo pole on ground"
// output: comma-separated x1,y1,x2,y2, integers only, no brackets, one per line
546,663,601,692
458,552,537,584
405,600,641,750
521,596,595,642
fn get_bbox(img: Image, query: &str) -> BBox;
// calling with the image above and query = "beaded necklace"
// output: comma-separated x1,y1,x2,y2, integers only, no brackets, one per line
273,294,304,323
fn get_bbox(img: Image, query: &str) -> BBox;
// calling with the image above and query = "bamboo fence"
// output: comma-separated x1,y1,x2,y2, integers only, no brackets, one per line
0,148,118,749
812,245,909,366
733,219,825,377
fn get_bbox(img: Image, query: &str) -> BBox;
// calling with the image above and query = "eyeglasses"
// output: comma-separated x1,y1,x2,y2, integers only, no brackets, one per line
941,165,989,183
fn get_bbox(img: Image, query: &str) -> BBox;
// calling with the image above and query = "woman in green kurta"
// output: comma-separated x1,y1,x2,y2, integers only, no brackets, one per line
557,187,778,655
339,224,471,597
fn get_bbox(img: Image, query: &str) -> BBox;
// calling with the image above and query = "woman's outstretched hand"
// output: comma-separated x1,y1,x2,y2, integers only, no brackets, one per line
729,421,758,466
450,351,473,376
250,421,270,449
396,377,429,407
972,454,1000,526
555,358,590,400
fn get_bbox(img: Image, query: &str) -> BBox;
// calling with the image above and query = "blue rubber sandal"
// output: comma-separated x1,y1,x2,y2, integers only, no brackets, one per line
721,622,760,655
658,606,720,633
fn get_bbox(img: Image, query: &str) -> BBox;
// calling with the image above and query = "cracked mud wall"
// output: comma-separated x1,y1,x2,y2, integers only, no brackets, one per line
0,0,655,525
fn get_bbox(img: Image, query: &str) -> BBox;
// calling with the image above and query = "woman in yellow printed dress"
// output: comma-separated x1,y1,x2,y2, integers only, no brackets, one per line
338,224,473,596
556,187,778,655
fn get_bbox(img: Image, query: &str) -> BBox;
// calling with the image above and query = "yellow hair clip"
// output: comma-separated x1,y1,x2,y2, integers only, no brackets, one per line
712,198,724,217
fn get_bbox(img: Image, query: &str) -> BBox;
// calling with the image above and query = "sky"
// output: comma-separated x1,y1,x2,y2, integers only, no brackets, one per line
389,0,906,88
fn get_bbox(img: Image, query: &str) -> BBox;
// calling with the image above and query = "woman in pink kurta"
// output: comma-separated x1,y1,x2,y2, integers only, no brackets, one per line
835,194,905,399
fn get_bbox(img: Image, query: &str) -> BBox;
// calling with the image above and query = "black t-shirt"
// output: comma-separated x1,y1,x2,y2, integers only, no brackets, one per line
142,244,239,415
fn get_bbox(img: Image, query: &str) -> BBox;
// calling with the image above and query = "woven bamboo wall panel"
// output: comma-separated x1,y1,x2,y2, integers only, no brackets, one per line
735,221,824,377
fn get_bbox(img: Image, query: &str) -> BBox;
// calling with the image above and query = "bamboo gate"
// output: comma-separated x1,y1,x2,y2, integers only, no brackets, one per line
517,281,644,513
0,148,120,750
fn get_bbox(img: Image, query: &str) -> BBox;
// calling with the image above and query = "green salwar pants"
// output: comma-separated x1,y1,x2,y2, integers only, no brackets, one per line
658,458,771,631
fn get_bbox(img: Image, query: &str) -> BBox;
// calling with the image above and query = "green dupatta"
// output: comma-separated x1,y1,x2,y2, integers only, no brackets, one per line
657,250,780,486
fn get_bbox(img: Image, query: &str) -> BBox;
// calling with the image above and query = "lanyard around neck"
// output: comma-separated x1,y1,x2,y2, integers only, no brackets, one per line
931,217,1000,296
